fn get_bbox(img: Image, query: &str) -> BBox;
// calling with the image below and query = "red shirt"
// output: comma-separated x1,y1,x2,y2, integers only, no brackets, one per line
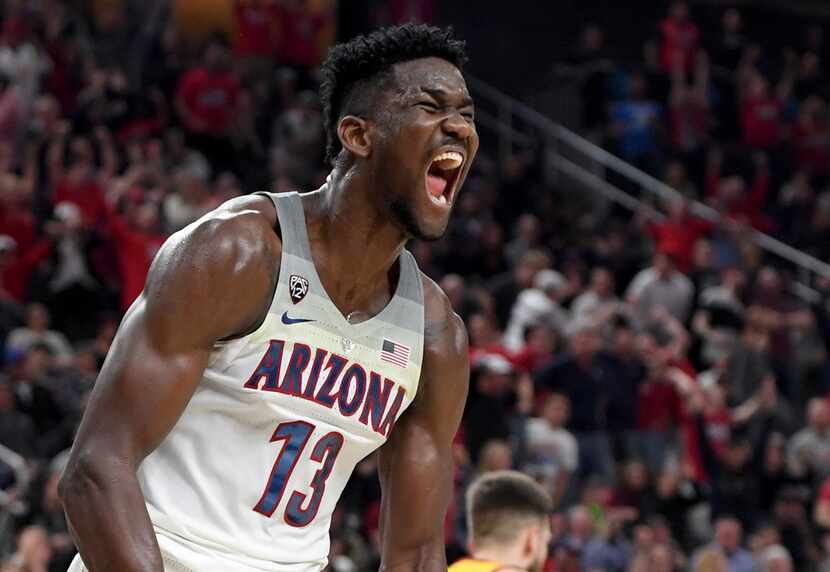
276,4,324,67
0,207,35,254
52,175,106,227
794,121,830,177
637,378,681,431
176,68,239,135
2,239,51,302
660,18,699,73
741,96,782,149
647,216,713,273
234,0,279,58
106,207,167,310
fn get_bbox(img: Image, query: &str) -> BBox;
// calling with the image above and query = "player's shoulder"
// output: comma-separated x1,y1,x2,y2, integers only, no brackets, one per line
146,194,280,305
418,270,468,366
158,194,279,272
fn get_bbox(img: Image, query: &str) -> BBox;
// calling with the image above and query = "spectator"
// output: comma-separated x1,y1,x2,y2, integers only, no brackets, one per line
522,393,578,507
659,1,700,74
740,72,787,151
488,249,550,330
788,398,830,484
503,268,569,352
6,304,71,363
643,197,714,273
626,252,695,325
609,71,662,169
175,37,239,172
694,517,756,572
570,266,618,323
535,321,615,480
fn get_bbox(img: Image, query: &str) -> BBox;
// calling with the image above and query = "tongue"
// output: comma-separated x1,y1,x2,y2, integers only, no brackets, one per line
426,174,448,198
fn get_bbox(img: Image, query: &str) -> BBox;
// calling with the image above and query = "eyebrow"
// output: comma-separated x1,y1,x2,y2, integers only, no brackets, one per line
421,87,475,108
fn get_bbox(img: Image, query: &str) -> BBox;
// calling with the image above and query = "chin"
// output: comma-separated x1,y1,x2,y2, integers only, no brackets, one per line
390,196,450,241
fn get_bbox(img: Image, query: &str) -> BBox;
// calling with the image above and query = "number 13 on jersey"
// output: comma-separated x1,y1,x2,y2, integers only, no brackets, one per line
254,421,343,527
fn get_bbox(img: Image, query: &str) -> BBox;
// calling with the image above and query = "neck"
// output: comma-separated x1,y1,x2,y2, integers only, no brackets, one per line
472,545,527,571
304,167,408,316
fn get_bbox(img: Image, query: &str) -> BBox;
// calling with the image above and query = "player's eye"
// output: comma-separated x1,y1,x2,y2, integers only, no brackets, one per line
417,101,439,111
461,109,475,121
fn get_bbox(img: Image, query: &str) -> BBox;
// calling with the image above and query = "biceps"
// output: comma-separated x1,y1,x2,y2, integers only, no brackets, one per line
74,302,209,463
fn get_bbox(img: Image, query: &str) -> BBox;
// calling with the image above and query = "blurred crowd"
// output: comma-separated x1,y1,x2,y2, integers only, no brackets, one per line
0,1,829,572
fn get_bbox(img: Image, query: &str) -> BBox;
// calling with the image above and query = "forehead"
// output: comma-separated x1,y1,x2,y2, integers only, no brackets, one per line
389,57,470,100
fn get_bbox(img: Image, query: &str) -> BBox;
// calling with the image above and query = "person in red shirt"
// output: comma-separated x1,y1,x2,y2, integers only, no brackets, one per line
175,38,239,138
643,197,714,274
740,72,788,150
51,136,107,227
706,151,774,231
659,1,700,74
793,96,830,180
669,50,710,156
233,0,280,60
275,0,326,68
103,196,167,311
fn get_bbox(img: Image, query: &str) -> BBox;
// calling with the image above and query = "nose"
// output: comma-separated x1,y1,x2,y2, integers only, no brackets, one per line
441,110,475,141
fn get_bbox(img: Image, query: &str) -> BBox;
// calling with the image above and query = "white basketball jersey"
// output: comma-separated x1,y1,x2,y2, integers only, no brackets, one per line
137,192,425,571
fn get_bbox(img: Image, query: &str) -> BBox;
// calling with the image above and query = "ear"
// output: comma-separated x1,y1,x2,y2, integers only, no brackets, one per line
337,115,372,160
523,525,540,561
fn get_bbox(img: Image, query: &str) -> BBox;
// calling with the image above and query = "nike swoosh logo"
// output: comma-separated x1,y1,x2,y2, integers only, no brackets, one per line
281,311,315,325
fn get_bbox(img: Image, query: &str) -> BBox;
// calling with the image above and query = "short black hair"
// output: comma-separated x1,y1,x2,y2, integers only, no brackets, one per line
466,470,552,548
319,23,468,165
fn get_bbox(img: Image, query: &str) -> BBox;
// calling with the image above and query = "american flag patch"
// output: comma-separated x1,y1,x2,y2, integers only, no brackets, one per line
381,339,410,368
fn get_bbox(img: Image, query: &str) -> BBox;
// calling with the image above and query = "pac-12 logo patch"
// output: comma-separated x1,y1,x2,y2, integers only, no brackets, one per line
289,274,309,304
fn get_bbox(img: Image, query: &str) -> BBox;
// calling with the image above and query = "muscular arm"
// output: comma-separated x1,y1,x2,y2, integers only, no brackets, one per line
58,196,279,571
378,279,469,572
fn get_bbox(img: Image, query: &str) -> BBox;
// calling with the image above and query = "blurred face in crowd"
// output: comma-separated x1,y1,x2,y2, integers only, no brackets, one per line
570,326,599,363
692,239,713,269
671,1,689,21
748,73,769,99
568,506,594,539
622,460,648,491
468,313,498,347
650,544,674,572
613,324,635,356
439,273,465,310
27,303,49,331
526,324,556,355
808,399,830,432
665,161,687,189
653,252,675,279
591,267,614,297
630,73,647,100
204,42,231,72
714,518,742,552
22,347,53,379
724,8,741,32
478,440,512,472
543,394,569,429
134,203,160,233
516,213,541,244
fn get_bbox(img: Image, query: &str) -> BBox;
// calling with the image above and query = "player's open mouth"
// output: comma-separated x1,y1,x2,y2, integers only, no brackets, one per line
425,149,464,207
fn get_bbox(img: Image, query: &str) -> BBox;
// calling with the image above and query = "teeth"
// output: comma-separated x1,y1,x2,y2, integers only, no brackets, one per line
431,151,463,170
429,193,448,206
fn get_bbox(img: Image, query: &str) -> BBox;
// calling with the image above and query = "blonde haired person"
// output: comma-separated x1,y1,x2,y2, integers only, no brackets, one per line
450,471,552,572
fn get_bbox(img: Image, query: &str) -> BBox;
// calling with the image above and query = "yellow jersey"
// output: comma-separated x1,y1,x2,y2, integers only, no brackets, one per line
448,558,505,572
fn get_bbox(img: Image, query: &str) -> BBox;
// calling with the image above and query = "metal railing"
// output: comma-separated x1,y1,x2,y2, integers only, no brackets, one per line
466,75,830,302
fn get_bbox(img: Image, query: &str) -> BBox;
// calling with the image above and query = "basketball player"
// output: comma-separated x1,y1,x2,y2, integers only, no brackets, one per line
449,471,552,572
60,23,478,571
